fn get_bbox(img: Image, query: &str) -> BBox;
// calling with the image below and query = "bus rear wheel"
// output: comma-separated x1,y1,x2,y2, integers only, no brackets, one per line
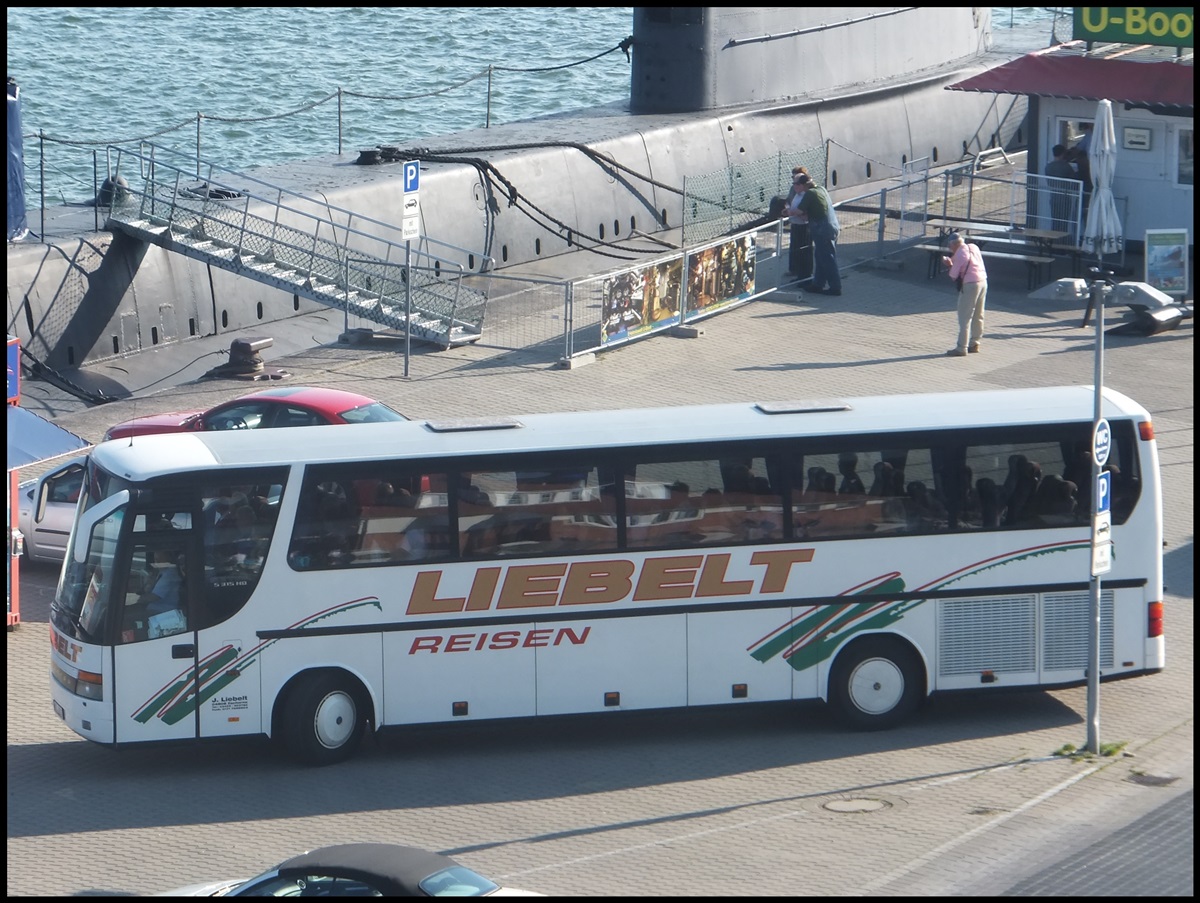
829,637,923,730
281,671,365,765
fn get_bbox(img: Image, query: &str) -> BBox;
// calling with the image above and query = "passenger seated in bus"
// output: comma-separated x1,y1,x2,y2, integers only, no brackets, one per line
954,464,978,519
1038,474,1079,524
837,453,866,495
1063,447,1092,496
456,474,493,508
976,477,1001,527
905,480,946,530
139,551,188,638
215,504,265,568
295,482,358,565
1003,457,1042,526
869,461,894,496
720,461,754,495
357,482,430,561
245,487,278,525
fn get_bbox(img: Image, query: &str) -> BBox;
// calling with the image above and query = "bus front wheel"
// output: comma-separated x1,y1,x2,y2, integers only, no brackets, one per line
828,637,924,730
281,671,366,765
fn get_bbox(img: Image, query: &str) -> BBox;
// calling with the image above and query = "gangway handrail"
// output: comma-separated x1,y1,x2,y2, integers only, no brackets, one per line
104,143,492,347
133,159,470,288
118,141,490,271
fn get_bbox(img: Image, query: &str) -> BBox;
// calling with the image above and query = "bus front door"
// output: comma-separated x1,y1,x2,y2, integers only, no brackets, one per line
111,533,200,745
111,630,201,745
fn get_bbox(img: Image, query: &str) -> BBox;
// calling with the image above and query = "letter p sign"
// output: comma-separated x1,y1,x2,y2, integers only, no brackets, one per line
1095,469,1111,515
403,161,420,194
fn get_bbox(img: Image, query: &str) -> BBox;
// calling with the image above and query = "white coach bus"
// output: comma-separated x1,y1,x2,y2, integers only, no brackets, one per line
49,386,1165,764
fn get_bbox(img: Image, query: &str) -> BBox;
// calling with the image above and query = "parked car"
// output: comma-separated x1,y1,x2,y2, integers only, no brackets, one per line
17,457,87,565
158,842,544,896
103,386,406,441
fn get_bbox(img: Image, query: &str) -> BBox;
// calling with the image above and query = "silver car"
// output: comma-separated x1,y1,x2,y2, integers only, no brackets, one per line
17,457,86,565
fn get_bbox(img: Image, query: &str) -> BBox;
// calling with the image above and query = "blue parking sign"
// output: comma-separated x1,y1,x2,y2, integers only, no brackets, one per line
403,161,420,194
1095,470,1111,515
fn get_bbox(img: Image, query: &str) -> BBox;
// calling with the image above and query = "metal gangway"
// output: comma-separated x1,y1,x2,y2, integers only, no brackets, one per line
102,143,490,348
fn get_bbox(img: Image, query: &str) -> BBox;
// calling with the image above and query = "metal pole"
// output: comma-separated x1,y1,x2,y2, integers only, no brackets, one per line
404,240,412,379
1085,272,1106,755
39,131,46,241
486,66,493,129
92,149,99,232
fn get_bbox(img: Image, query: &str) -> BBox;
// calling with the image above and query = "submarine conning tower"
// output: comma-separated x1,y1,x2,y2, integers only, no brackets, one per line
630,7,993,113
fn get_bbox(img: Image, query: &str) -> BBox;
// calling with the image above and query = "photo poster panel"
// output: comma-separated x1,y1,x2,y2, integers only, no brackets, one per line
685,235,757,323
1143,229,1189,296
600,258,684,346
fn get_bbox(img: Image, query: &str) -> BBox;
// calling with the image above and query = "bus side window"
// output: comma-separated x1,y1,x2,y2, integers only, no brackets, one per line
719,456,783,542
458,465,616,557
966,441,1072,530
358,478,452,563
625,457,775,549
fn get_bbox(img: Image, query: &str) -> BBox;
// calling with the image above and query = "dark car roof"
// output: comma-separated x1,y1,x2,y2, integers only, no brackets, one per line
274,843,461,896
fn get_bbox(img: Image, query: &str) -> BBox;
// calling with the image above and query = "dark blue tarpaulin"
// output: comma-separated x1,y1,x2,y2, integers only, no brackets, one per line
7,406,90,471
8,77,28,242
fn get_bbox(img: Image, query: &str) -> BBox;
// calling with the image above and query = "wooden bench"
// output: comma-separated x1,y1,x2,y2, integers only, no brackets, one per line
913,244,1055,290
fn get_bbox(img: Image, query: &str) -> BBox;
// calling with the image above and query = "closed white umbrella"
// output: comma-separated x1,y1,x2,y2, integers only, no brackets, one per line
1081,98,1123,263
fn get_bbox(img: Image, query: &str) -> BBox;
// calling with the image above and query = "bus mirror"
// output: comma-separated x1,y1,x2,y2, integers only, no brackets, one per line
73,490,130,564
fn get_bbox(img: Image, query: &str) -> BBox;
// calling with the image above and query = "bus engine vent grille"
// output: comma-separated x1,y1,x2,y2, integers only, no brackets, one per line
939,595,1036,676
1043,590,1115,671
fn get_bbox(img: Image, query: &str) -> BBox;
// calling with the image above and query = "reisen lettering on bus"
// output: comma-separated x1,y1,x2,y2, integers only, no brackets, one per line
404,548,816,615
409,626,592,654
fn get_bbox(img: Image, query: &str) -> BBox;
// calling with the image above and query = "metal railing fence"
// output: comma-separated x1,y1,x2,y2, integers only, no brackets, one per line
682,146,826,247
102,143,492,347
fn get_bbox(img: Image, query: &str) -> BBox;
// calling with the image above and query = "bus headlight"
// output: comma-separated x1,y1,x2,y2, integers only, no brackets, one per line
51,660,104,701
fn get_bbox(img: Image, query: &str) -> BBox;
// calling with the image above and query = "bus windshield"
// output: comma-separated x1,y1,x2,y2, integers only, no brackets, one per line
53,458,288,644
54,465,130,643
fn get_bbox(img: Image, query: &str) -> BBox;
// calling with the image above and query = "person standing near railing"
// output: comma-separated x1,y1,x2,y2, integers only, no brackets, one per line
789,172,841,296
781,166,812,284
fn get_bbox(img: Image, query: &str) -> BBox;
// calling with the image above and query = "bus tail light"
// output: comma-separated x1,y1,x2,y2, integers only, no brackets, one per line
1147,601,1163,638
76,670,104,700
1138,421,1155,441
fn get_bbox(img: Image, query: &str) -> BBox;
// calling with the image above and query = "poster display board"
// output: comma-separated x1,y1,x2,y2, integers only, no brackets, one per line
1143,229,1189,296
599,235,758,347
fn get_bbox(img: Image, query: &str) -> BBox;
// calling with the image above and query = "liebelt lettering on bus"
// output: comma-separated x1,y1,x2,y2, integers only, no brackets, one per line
51,627,83,663
405,548,815,615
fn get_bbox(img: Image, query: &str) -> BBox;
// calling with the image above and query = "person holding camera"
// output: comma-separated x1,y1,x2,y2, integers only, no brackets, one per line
941,232,988,356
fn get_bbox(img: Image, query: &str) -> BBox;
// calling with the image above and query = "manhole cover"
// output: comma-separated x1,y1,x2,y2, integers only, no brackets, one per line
822,798,891,813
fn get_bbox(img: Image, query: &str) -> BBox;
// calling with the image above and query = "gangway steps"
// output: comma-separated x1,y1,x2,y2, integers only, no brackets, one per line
112,211,484,348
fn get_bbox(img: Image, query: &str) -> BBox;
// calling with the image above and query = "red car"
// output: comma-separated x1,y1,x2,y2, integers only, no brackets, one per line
103,386,407,441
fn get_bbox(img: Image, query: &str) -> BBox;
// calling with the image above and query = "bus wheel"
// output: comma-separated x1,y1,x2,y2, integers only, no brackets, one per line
829,637,923,730
282,671,365,765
